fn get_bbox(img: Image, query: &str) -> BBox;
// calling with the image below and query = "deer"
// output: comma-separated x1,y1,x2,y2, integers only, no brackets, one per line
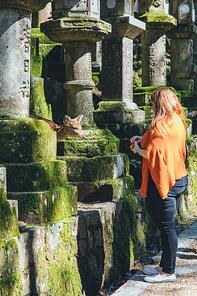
30,114,85,142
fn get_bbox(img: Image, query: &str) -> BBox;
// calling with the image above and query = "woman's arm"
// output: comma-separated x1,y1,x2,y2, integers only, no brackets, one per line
131,141,147,159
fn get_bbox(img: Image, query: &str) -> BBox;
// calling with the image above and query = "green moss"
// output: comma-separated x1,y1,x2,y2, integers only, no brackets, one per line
0,119,56,163
30,77,53,119
0,239,23,295
42,186,78,224
11,185,77,224
0,188,7,202
6,161,68,192
30,55,43,77
140,11,177,26
59,154,129,183
0,201,20,240
134,85,177,94
37,221,82,295
58,129,120,157
31,28,57,45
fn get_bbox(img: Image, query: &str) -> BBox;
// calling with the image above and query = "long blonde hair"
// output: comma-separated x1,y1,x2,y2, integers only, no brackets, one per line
151,88,186,135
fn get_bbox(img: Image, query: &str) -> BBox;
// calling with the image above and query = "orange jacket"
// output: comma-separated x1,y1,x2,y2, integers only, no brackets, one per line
140,113,188,199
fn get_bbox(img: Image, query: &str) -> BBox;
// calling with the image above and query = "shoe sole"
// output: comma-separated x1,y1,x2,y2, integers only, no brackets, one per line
144,277,176,283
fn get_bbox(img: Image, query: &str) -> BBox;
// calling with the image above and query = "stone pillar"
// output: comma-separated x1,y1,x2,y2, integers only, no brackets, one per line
169,0,197,92
0,0,51,119
41,0,111,124
97,0,146,125
32,2,52,28
64,42,95,121
140,0,176,87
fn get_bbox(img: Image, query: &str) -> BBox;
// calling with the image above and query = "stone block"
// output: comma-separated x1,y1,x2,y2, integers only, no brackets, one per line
59,154,129,183
171,39,197,79
5,161,68,192
94,122,147,139
8,185,77,224
0,166,7,200
57,127,120,157
105,16,146,39
8,199,18,218
73,175,135,202
0,119,56,163
0,200,19,240
94,108,145,124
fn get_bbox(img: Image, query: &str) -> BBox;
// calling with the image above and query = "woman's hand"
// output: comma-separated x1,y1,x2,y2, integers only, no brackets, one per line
130,135,142,145
130,141,139,153
130,135,147,159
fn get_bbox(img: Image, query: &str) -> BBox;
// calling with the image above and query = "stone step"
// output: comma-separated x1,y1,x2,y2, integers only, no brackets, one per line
57,127,120,157
5,160,68,192
58,153,129,183
0,119,56,163
70,175,135,202
7,185,77,225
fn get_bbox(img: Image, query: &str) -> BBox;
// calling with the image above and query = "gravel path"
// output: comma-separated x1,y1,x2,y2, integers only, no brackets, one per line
140,238,197,296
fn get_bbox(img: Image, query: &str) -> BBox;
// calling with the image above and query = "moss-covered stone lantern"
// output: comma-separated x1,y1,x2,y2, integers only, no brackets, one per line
140,0,177,87
94,0,145,134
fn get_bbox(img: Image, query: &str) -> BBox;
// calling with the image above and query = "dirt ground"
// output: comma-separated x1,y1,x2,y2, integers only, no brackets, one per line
140,238,197,296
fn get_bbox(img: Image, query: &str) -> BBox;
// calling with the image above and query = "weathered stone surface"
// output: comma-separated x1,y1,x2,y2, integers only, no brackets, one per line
94,103,145,124
104,16,146,39
101,0,134,18
0,119,56,163
0,166,6,196
5,161,67,192
40,17,112,43
32,2,52,28
0,0,51,12
57,127,120,157
16,220,82,295
59,153,129,182
0,9,31,118
168,23,197,39
0,201,19,240
63,43,95,122
52,0,100,19
8,186,77,224
171,39,197,79
71,175,135,202
102,37,134,103
169,0,193,24
142,28,166,86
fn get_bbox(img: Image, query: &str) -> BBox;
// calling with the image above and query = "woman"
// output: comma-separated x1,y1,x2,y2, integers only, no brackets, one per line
130,88,188,283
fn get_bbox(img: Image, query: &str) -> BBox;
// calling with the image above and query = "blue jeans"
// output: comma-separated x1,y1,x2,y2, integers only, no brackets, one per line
145,174,188,274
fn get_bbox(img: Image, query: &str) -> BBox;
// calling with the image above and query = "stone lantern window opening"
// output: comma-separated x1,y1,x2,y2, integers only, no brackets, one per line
178,0,194,24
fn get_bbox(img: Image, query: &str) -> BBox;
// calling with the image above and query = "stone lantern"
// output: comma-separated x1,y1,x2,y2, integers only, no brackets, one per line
140,0,176,87
94,0,146,131
169,0,197,93
0,0,51,119
41,0,111,124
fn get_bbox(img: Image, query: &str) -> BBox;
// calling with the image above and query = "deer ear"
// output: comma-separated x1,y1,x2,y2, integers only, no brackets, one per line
76,114,83,123
63,115,71,124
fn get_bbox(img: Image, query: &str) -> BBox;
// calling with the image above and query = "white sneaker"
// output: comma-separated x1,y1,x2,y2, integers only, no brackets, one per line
143,267,159,275
144,273,176,283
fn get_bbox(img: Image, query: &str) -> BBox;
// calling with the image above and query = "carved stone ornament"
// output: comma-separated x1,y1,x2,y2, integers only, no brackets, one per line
152,0,162,7
0,0,52,13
